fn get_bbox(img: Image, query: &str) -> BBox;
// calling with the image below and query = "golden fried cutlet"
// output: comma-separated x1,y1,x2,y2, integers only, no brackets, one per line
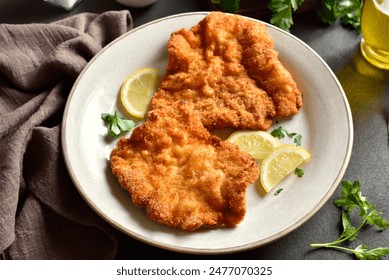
110,12,303,231
149,12,302,130
110,102,259,231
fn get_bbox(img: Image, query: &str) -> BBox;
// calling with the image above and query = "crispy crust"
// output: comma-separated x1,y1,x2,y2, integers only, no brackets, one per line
149,12,302,130
110,102,258,231
110,12,303,231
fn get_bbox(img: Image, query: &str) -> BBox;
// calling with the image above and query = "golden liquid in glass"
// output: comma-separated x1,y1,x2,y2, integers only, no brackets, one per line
360,0,389,69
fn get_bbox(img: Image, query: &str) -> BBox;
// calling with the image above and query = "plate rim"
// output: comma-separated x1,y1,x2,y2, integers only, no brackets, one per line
61,11,354,255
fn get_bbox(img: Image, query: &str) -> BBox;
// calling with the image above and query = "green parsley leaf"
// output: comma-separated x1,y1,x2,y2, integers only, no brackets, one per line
101,111,136,138
270,126,287,139
270,126,303,146
339,211,358,242
311,180,389,259
317,0,363,32
334,181,389,230
212,0,240,13
293,134,302,146
274,188,284,195
367,208,389,230
317,0,338,24
353,245,389,260
268,0,304,32
333,180,366,213
294,167,304,177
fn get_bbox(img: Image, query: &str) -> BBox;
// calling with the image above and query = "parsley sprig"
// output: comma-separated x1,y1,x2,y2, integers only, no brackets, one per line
212,0,240,13
271,126,302,146
268,0,304,32
311,181,389,260
317,0,363,32
212,0,363,32
101,111,136,138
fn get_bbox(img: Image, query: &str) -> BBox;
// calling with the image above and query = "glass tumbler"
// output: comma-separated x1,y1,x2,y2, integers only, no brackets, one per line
360,0,389,70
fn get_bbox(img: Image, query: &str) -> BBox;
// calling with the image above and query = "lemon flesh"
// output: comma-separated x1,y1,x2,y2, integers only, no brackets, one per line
259,144,311,193
120,68,159,119
228,130,280,161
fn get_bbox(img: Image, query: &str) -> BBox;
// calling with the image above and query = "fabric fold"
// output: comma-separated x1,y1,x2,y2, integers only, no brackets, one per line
0,10,133,259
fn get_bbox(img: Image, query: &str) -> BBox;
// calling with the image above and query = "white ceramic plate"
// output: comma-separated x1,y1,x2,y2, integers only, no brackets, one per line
62,12,353,254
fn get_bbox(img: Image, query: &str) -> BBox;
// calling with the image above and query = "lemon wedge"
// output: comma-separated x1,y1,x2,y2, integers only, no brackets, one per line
227,130,280,161
120,67,159,119
258,144,311,193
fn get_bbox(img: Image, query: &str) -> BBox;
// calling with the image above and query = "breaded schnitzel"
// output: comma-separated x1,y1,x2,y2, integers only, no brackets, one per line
110,12,303,231
149,12,302,130
110,102,259,231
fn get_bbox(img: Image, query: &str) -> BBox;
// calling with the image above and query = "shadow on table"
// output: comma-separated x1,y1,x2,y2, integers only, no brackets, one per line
336,49,389,120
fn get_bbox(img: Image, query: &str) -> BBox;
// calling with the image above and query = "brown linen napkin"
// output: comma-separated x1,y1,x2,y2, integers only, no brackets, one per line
0,10,133,259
